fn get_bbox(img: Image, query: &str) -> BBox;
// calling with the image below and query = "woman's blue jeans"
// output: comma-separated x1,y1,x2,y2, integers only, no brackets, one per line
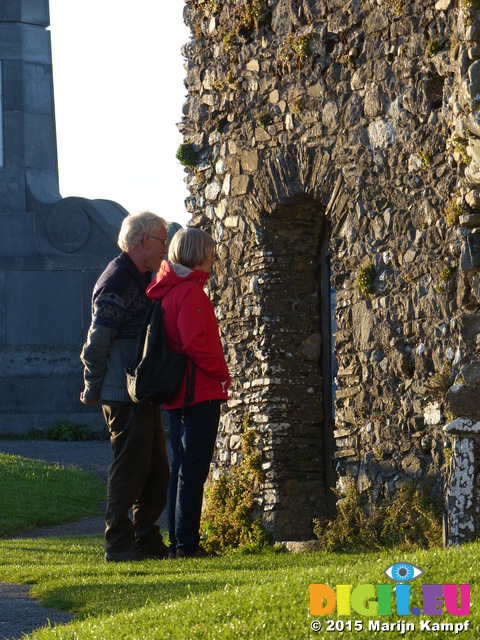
166,400,220,554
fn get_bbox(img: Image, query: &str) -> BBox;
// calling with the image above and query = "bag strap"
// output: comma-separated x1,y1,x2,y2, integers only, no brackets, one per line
181,362,196,423
131,300,157,368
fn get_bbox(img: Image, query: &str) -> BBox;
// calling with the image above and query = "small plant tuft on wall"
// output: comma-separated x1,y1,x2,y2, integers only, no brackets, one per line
243,0,266,30
419,149,433,168
387,0,404,16
221,0,267,52
356,263,376,296
460,0,480,8
278,32,315,70
426,38,439,58
440,264,456,282
223,32,237,51
448,134,471,166
442,196,461,226
176,142,198,167
287,93,303,114
443,446,452,474
422,362,454,400
257,113,272,128
434,265,456,293
204,0,219,16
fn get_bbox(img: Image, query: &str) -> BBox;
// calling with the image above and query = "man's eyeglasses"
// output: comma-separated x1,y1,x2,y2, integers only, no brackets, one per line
148,235,168,248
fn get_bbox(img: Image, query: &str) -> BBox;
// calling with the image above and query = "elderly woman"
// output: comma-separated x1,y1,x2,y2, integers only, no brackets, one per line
146,228,231,558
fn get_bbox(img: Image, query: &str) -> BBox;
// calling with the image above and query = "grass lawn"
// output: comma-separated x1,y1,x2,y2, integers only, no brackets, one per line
0,453,477,639
0,453,106,536
0,536,477,639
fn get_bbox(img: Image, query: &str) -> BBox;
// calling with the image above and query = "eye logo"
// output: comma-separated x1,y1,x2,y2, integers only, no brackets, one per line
384,563,423,582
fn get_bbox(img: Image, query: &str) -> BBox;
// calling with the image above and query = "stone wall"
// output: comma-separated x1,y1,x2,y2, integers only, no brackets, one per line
179,0,480,541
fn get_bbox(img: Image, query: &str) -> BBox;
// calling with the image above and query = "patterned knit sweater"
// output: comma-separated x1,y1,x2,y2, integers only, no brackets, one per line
81,252,151,403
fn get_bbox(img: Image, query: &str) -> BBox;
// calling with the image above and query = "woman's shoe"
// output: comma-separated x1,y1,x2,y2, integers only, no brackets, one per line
176,546,208,558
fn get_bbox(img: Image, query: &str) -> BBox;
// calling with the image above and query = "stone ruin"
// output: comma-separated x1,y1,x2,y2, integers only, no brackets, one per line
178,0,480,544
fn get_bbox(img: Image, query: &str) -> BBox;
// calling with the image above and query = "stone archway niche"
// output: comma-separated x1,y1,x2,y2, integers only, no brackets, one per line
253,194,335,539
201,143,346,542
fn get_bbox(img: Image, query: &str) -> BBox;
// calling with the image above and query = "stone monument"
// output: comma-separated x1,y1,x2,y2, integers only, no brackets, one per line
0,0,126,434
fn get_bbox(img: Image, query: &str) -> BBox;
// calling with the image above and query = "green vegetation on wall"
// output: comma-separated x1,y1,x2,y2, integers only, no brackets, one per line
314,483,442,552
201,418,269,554
176,142,198,167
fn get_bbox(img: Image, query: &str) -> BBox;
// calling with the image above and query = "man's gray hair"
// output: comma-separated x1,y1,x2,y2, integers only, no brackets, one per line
117,211,167,252
168,228,215,269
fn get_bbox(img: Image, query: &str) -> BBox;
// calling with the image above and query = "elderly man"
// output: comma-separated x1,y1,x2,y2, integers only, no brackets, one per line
81,211,170,562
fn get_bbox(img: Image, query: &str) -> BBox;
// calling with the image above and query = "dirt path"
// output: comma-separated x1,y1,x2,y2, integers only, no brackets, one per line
0,582,73,639
0,441,109,639
0,439,172,638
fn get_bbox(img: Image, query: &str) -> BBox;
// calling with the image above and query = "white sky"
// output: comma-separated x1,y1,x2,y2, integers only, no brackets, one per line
48,0,192,228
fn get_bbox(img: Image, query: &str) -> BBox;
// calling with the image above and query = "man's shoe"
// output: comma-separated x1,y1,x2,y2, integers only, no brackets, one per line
105,547,147,562
136,538,169,560
176,546,208,559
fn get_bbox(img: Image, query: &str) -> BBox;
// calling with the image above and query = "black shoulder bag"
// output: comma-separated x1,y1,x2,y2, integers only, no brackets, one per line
126,299,195,407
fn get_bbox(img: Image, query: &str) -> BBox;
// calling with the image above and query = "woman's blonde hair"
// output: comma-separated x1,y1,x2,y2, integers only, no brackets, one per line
117,211,166,252
168,228,215,269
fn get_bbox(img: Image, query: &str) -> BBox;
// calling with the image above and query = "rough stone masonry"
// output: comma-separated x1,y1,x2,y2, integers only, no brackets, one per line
178,0,480,543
